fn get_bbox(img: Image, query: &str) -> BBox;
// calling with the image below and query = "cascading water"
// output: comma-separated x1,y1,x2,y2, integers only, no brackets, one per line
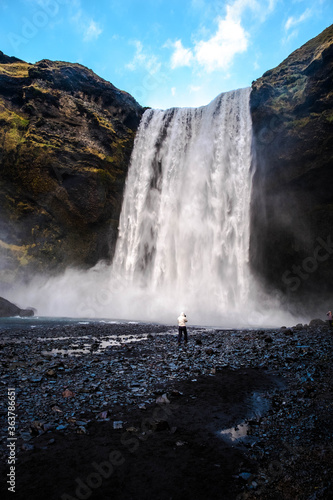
110,87,255,325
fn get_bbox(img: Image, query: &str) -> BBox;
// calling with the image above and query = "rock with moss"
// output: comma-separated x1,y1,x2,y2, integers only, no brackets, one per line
249,25,333,313
0,53,144,284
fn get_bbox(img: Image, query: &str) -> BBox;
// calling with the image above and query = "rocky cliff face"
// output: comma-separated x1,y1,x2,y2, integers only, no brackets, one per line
0,53,144,286
250,25,333,311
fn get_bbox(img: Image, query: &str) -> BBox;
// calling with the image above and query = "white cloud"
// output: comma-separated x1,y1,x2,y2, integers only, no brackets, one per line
283,29,299,45
83,20,102,42
168,0,277,73
285,8,312,31
170,40,194,69
189,85,201,92
68,2,103,42
171,87,176,96
283,7,312,45
126,41,161,74
194,14,248,72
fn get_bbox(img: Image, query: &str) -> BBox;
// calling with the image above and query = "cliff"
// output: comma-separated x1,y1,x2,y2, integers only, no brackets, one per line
250,25,333,311
1,24,332,313
0,53,144,286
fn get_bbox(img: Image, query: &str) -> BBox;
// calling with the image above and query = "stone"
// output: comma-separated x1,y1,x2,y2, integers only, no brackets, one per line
113,421,123,429
153,420,170,432
309,319,326,326
239,472,253,481
62,389,75,398
156,394,170,404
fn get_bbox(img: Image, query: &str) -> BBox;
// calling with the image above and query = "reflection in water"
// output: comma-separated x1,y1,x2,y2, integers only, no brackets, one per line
220,422,249,441
220,391,270,443
40,335,147,357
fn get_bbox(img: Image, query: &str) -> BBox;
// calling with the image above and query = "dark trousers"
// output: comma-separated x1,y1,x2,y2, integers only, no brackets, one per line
178,326,188,344
328,320,333,329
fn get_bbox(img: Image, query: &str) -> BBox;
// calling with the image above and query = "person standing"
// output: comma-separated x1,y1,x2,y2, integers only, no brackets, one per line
326,311,333,329
177,312,188,346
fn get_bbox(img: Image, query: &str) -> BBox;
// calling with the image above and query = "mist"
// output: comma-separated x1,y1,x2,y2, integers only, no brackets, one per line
2,261,304,328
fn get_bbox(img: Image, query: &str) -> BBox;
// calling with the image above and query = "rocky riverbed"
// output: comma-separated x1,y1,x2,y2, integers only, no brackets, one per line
0,320,332,499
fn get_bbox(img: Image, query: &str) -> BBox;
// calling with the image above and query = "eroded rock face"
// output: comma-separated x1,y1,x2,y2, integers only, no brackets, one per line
0,54,144,284
250,25,333,312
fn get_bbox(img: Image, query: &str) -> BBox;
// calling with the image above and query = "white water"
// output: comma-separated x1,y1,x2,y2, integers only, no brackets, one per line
111,88,254,324
5,89,303,327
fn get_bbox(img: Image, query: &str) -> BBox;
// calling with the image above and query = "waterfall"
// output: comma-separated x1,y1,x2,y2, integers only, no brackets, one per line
10,87,302,327
110,87,255,325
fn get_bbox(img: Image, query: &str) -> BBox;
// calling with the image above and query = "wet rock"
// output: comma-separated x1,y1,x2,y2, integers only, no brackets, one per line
97,411,108,420
51,405,63,413
113,421,123,429
156,394,170,404
62,389,75,398
56,424,68,431
152,420,170,432
309,318,326,326
239,472,253,481
21,443,34,451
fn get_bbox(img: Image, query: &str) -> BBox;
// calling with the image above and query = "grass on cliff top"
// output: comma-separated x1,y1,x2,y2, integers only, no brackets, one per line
0,62,32,77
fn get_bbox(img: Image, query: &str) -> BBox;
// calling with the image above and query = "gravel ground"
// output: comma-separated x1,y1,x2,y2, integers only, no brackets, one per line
0,320,332,499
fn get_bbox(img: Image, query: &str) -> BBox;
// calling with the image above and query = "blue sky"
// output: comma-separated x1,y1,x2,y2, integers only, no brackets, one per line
0,0,332,109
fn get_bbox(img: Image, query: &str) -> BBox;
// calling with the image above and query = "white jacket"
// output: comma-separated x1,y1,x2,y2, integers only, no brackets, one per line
178,313,188,327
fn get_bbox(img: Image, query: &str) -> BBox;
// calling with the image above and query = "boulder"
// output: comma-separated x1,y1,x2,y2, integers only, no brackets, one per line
309,318,326,326
0,296,34,317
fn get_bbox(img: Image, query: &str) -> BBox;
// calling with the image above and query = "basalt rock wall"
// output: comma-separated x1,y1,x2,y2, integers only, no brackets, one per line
0,53,144,286
250,25,333,312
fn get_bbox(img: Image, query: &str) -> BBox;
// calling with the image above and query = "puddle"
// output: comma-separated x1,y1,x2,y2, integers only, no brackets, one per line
41,348,88,357
220,422,250,442
219,391,270,444
40,335,148,357
37,336,91,341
